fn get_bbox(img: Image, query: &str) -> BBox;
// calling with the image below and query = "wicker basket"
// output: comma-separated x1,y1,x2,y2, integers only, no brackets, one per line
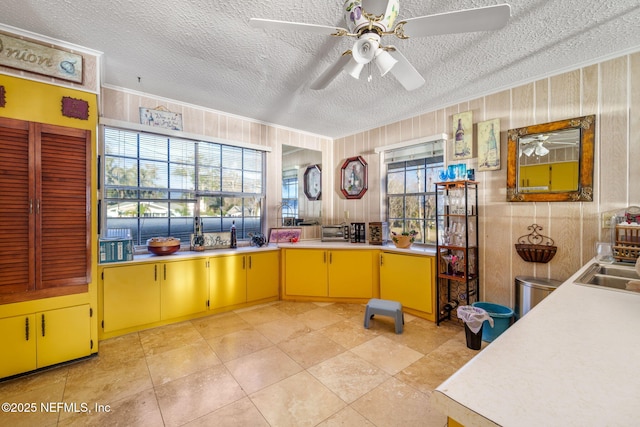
613,225,640,262
515,244,557,263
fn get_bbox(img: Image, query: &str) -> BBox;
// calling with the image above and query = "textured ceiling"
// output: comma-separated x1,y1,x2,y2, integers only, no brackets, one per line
2,1,640,138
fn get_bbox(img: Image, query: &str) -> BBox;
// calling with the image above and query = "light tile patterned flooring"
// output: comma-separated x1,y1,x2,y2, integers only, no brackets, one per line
0,301,483,427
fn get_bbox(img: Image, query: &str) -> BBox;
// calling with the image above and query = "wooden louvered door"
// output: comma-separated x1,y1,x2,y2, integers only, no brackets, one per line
0,118,34,296
37,124,91,290
0,117,90,303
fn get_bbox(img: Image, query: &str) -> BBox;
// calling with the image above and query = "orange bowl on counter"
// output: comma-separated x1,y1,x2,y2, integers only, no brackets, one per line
147,237,181,255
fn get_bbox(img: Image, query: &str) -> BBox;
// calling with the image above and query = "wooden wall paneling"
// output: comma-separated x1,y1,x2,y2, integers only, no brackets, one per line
510,83,535,129
600,57,628,205
534,78,550,124
481,202,513,306
203,110,220,138
549,70,581,121
629,52,640,204
548,203,582,281
182,105,204,134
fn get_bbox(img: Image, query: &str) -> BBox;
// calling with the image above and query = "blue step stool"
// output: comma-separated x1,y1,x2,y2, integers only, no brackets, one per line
364,298,404,334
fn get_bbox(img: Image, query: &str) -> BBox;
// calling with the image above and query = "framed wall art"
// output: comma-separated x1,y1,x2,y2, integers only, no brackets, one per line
303,164,321,200
340,156,368,199
268,227,302,244
452,111,473,160
478,118,501,171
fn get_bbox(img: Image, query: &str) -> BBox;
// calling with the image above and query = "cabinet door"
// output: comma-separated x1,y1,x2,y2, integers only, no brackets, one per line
161,259,209,319
247,251,280,302
0,118,33,296
209,255,246,310
0,314,37,378
103,263,161,332
38,124,91,290
380,253,435,317
328,250,373,298
550,161,578,191
36,305,91,368
284,249,328,297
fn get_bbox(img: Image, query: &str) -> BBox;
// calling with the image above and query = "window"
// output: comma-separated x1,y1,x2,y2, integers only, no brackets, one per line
103,127,264,245
384,140,444,244
281,169,299,218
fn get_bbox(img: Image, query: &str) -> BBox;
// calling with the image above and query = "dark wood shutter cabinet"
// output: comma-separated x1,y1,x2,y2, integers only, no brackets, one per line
0,117,90,303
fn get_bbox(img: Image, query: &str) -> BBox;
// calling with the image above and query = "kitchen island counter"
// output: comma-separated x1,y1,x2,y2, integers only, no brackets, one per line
432,260,640,426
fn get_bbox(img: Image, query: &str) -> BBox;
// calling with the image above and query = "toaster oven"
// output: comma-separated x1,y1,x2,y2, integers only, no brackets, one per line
321,224,350,242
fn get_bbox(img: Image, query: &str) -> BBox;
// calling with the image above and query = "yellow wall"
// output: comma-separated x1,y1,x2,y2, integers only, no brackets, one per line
0,73,99,351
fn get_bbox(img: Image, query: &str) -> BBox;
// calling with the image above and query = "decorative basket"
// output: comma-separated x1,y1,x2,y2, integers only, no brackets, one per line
515,244,557,263
613,224,640,262
515,224,557,263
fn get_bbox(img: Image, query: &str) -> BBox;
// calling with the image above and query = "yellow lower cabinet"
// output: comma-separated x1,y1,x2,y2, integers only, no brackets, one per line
102,263,161,333
550,161,578,191
161,259,208,319
284,249,328,297
380,252,435,320
209,254,247,310
0,305,91,378
36,305,92,368
328,250,374,298
246,251,280,302
0,314,36,378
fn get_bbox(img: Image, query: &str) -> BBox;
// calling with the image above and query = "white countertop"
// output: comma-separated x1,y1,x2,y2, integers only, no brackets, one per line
277,240,437,256
100,240,436,266
433,260,640,426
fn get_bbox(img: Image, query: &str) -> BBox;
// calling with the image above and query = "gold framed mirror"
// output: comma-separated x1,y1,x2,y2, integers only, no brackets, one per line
507,115,595,202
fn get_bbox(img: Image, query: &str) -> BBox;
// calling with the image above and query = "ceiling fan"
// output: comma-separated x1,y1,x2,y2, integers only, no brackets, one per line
520,135,550,157
250,0,511,91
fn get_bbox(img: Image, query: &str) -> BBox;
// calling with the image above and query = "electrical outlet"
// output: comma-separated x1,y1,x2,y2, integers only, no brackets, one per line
601,211,617,229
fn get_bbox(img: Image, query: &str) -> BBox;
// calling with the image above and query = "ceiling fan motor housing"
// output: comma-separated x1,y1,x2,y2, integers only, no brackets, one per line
344,0,399,35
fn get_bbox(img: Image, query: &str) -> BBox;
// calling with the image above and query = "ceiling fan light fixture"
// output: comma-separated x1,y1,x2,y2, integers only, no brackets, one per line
344,58,365,79
535,143,549,156
522,144,535,157
374,48,397,76
352,35,380,64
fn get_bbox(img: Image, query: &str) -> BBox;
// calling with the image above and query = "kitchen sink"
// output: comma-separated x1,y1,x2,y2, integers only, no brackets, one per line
576,262,640,294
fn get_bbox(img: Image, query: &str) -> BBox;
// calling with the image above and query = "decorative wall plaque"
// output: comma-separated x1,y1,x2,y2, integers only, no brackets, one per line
0,31,84,83
61,96,89,120
139,106,183,131
0,85,5,107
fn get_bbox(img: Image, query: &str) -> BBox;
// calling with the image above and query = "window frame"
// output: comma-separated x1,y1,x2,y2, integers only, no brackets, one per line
100,126,266,246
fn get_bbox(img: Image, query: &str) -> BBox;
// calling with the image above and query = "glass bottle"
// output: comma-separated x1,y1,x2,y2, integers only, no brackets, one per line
230,220,237,249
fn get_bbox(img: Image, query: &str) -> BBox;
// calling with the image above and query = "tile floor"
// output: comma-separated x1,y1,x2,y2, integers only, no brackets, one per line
0,301,484,427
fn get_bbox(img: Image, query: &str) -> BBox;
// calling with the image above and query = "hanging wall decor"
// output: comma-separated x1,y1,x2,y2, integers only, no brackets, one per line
139,106,183,131
452,111,473,160
0,31,84,83
303,164,322,200
0,86,5,107
61,96,89,120
478,118,500,171
340,155,368,199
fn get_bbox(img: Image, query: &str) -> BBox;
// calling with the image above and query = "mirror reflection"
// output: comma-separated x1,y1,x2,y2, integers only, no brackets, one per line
507,115,595,202
281,145,321,225
517,127,580,193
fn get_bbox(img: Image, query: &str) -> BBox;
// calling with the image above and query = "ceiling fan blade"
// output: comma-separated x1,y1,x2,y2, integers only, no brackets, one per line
400,4,511,37
249,18,348,36
387,48,425,91
310,52,352,90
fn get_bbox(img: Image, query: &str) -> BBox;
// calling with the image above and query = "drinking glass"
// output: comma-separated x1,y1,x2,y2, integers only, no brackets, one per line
595,242,615,264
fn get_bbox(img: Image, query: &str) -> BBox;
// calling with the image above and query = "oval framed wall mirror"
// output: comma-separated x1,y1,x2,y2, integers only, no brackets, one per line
507,115,595,202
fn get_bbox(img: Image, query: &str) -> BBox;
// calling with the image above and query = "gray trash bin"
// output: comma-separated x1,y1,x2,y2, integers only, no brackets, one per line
515,276,562,320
